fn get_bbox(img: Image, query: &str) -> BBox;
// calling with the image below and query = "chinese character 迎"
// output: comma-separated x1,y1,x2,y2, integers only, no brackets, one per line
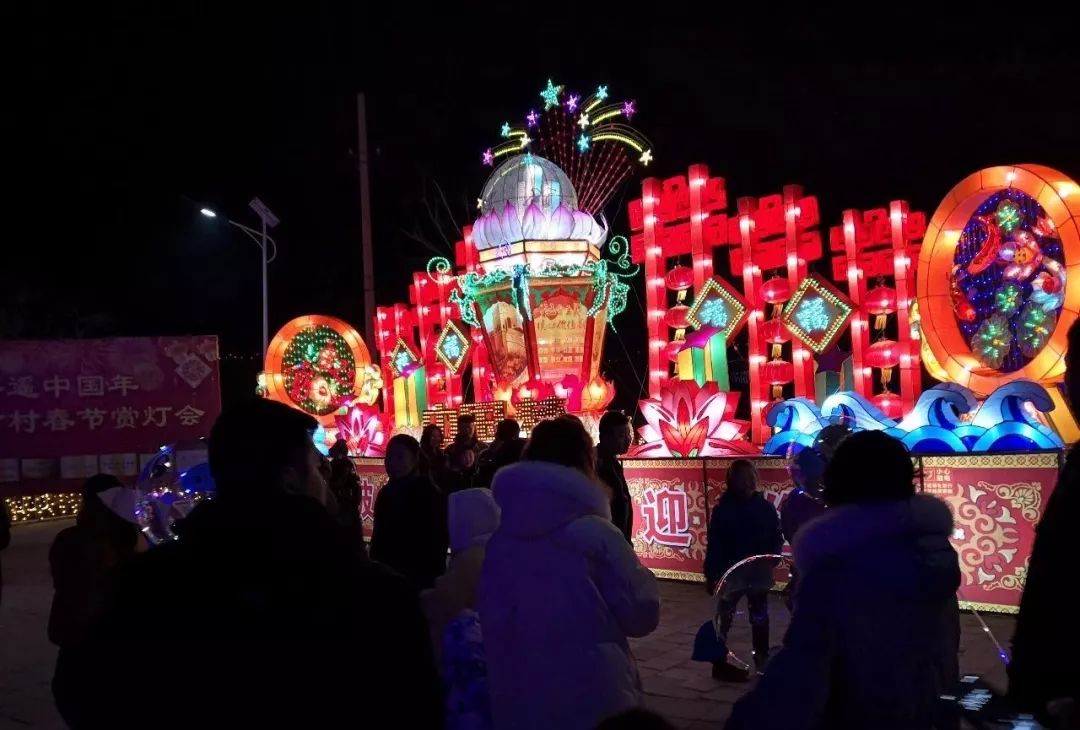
43,408,75,431
108,375,139,396
6,376,38,399
77,375,105,397
43,375,71,398
78,408,107,430
112,406,138,429
10,410,40,433
640,486,693,548
142,406,171,427
175,405,206,427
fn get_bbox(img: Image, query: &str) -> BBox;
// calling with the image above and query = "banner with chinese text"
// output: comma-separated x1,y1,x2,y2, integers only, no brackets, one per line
624,459,709,581
0,336,221,494
352,457,387,541
922,453,1060,614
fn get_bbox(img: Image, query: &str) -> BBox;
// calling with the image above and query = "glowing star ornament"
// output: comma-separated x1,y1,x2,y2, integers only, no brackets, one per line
565,94,579,112
434,320,470,374
577,133,591,152
577,112,590,129
526,109,539,127
996,199,1022,232
540,79,562,110
595,85,608,100
622,100,636,119
639,149,653,165
972,313,1012,370
500,122,511,138
482,148,494,166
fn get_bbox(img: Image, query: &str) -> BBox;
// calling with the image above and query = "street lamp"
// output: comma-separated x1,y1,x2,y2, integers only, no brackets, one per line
200,198,280,356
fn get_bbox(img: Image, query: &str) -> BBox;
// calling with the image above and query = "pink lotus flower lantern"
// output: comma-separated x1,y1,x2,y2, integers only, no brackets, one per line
630,378,757,458
335,403,388,458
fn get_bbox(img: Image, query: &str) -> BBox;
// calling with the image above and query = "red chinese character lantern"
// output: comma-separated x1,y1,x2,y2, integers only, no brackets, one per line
865,339,901,386
665,265,694,293
872,391,904,420
665,304,691,330
760,277,792,318
865,283,898,331
760,317,791,359
762,358,794,399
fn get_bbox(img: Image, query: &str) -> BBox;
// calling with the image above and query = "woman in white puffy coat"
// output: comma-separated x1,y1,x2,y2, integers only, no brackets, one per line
478,417,661,730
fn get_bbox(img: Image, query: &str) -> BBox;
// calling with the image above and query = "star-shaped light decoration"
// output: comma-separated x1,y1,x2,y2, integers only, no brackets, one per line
577,133,591,152
522,152,535,166
540,79,562,110
578,112,591,129
482,148,494,166
595,85,609,100
623,100,636,119
526,109,539,127
780,275,854,353
518,133,531,149
476,197,484,210
687,277,749,341
639,149,653,165
434,321,471,374
566,94,579,112
500,122,511,138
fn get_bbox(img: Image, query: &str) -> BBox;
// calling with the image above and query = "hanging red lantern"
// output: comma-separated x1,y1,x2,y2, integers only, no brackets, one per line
759,277,792,318
762,358,794,399
760,318,791,359
872,391,904,420
865,283,898,331
665,304,691,330
865,339,901,387
665,266,694,292
664,340,685,363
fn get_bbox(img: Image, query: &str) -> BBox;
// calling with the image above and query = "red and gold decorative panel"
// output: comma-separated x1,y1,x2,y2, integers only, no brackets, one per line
624,459,709,582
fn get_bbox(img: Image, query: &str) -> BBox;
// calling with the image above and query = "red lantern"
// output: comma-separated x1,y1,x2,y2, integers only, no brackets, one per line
762,358,794,399
665,266,694,292
872,391,904,420
865,284,898,331
664,340,685,363
665,304,691,330
865,339,901,387
760,317,791,359
759,277,792,318
580,377,615,412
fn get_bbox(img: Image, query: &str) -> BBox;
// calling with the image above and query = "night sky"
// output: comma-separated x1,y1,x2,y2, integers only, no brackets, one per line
8,10,1080,410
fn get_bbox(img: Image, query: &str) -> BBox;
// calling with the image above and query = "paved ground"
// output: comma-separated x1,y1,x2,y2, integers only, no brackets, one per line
1,520,1015,729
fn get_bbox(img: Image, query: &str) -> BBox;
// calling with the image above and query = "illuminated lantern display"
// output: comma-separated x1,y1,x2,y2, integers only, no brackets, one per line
865,283,898,331
780,275,854,354
630,378,755,458
580,377,616,412
760,317,790,359
665,265,694,293
263,315,374,425
917,165,1080,397
865,338,901,386
871,391,904,420
762,358,794,399
664,304,691,330
759,277,791,316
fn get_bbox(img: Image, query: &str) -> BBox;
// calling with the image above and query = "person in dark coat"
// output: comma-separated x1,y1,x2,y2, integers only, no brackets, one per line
780,447,827,609
326,439,361,532
445,415,487,491
372,433,449,590
474,418,525,489
597,410,635,543
49,474,142,726
705,459,783,677
1010,320,1080,727
69,399,442,729
725,431,961,730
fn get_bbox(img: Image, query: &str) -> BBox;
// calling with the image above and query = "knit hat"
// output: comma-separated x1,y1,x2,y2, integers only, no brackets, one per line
448,488,501,553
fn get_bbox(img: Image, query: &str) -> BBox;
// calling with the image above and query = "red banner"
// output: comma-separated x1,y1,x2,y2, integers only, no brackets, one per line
922,453,1060,614
353,457,388,541
0,336,221,493
624,459,708,581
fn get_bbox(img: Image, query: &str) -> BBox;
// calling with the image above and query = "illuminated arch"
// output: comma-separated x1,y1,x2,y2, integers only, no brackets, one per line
917,165,1080,396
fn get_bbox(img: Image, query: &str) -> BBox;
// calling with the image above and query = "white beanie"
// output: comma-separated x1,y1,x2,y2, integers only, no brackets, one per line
448,488,501,553
96,486,143,526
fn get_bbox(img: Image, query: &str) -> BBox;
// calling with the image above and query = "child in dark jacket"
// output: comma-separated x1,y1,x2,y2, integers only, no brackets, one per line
705,460,783,677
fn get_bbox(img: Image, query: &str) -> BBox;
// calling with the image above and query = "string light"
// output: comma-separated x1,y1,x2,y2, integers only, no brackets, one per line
4,493,81,523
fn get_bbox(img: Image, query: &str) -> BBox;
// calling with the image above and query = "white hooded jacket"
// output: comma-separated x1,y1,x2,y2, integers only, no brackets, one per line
478,461,660,730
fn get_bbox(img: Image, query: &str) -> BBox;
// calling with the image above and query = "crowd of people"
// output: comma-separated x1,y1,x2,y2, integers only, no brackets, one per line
3,324,1078,728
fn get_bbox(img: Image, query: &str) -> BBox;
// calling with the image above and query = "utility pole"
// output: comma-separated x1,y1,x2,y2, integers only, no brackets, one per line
357,93,376,347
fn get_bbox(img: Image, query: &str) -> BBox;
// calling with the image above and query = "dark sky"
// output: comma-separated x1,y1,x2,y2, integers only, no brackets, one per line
7,9,1080,407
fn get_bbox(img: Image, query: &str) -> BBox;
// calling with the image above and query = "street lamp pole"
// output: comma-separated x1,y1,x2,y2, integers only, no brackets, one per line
260,215,269,356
